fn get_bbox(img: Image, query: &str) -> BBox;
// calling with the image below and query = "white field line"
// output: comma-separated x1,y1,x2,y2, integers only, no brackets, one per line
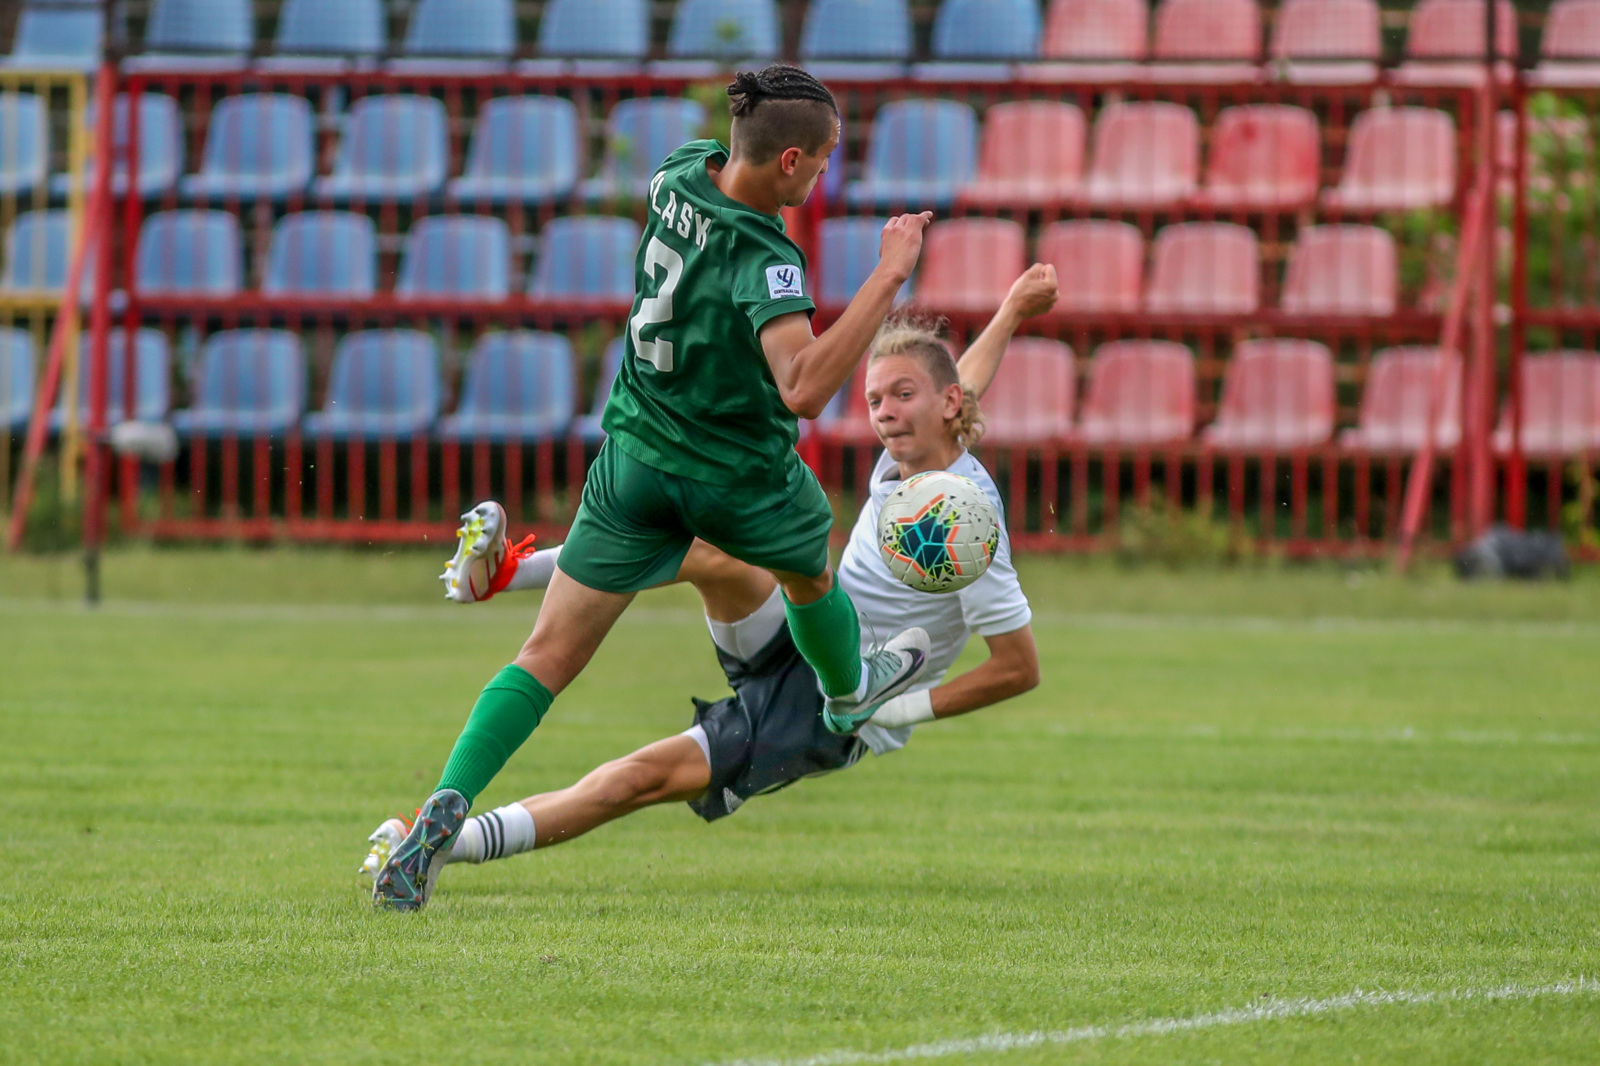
0,597,699,627
709,978,1600,1066
1026,610,1600,639
3,597,1598,638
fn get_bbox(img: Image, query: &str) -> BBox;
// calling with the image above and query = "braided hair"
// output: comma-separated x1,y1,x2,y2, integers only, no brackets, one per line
725,64,839,164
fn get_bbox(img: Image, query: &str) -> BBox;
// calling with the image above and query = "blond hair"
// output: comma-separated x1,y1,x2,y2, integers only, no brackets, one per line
868,313,985,447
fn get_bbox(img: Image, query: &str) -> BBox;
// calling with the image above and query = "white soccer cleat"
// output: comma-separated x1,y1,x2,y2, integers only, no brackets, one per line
439,501,535,603
359,815,412,880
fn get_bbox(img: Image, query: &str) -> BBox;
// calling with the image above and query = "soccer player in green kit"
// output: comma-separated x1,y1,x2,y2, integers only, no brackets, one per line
373,66,935,910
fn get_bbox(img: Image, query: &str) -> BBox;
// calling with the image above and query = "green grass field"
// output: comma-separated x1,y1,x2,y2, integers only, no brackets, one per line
2,549,1598,1064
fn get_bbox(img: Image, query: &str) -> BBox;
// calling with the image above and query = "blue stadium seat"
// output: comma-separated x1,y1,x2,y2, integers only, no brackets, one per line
2,5,103,71
53,329,171,430
1,328,33,432
0,93,47,197
800,0,912,81
667,0,779,56
438,331,576,441
135,210,242,296
302,330,442,440
447,96,580,205
813,217,913,308
575,337,626,441
650,0,779,76
261,0,384,71
526,216,640,303
528,0,650,73
172,330,306,437
180,94,315,202
126,0,253,70
581,98,707,202
54,93,183,199
314,95,449,203
396,216,511,300
2,210,70,293
1,210,107,305
392,0,514,72
916,0,1041,80
263,212,378,297
844,99,979,210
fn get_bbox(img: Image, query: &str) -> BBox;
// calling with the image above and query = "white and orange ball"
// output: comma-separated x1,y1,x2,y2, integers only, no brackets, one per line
877,471,1000,594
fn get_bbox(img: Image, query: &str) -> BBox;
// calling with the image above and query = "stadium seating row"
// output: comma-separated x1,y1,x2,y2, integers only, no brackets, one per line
11,0,1600,88
0,91,703,204
882,218,1399,317
0,327,601,442
0,207,1401,318
850,100,1456,212
0,209,640,302
828,344,1600,456
0,90,1461,218
7,327,1597,459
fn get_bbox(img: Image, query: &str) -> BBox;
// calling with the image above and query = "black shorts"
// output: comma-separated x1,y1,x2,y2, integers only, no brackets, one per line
687,623,866,823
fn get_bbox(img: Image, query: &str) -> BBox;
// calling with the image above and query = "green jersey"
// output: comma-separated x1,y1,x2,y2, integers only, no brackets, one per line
602,140,817,487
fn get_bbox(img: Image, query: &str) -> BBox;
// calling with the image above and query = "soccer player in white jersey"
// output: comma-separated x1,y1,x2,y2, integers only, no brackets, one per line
363,265,1057,874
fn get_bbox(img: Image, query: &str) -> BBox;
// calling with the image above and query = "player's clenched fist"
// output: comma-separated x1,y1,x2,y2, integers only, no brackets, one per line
1003,263,1059,320
876,211,934,283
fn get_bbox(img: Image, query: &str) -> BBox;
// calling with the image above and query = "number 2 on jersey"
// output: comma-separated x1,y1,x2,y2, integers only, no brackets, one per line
630,237,684,372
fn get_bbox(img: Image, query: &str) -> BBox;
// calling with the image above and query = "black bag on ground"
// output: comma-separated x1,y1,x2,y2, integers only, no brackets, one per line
1454,524,1571,580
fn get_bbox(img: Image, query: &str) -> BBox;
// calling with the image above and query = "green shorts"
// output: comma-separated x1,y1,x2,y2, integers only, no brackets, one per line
557,439,836,594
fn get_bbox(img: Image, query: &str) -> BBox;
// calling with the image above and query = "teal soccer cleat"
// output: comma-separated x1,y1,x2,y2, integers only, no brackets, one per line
822,626,930,736
371,789,468,912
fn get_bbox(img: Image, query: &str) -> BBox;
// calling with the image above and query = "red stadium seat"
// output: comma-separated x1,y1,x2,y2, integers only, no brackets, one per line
1339,347,1462,453
1271,0,1381,85
1146,0,1262,83
1534,0,1600,87
1079,101,1200,209
977,338,1077,446
1281,225,1398,317
1395,0,1516,86
1145,222,1260,315
1492,351,1600,457
912,218,1028,315
1197,104,1320,210
1036,220,1144,313
957,101,1087,209
1075,340,1197,446
1203,339,1335,450
1322,107,1457,213
1025,0,1147,82
824,367,875,444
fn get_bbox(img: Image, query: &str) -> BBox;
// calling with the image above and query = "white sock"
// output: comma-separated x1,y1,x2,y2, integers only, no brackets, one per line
705,586,787,662
447,803,537,864
506,545,561,592
447,817,485,864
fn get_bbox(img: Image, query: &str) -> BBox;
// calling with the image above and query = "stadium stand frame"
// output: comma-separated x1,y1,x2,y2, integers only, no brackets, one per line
1,0,1596,564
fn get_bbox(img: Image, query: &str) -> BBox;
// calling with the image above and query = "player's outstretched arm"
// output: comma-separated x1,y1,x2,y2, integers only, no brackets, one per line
869,625,1039,728
956,264,1060,401
760,212,933,419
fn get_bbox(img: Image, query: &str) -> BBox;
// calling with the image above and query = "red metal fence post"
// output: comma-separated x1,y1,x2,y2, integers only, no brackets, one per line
80,61,120,602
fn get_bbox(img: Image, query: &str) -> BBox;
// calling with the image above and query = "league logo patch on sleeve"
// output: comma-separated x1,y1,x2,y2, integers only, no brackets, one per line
765,264,805,300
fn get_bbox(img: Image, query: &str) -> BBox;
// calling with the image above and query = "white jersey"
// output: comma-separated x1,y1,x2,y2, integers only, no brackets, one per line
840,449,1032,755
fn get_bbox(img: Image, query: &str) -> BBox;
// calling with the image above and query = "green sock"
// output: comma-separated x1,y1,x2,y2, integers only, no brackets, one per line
783,580,863,699
436,665,553,806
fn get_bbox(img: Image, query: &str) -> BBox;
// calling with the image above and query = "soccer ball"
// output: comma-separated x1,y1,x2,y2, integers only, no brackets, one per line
877,471,1000,594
